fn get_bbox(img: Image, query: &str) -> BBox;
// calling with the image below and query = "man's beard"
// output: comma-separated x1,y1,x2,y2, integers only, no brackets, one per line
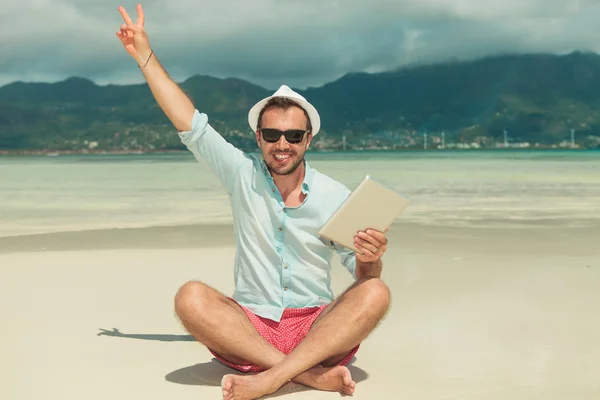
265,150,305,176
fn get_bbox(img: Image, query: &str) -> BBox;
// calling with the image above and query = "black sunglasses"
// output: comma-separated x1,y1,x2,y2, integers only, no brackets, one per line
259,128,309,144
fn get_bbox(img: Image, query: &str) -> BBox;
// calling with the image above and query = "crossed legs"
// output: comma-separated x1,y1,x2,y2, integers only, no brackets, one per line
174,277,391,400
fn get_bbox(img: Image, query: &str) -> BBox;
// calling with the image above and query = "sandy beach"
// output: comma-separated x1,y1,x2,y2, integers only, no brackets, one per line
1,222,599,400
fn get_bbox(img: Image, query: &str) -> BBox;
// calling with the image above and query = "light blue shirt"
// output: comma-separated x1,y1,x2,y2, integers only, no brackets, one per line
178,110,357,322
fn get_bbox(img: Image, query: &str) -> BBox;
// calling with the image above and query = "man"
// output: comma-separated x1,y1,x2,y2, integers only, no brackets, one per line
116,4,391,400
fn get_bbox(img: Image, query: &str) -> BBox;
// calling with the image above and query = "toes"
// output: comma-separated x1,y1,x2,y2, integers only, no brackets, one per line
342,369,353,385
339,367,356,395
221,375,234,399
221,375,233,391
344,382,356,395
342,373,356,395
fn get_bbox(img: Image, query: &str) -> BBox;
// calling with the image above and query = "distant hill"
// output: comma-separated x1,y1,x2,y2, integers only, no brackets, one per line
2,52,600,152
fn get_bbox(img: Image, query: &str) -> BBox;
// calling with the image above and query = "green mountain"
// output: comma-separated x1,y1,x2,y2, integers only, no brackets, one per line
2,51,600,152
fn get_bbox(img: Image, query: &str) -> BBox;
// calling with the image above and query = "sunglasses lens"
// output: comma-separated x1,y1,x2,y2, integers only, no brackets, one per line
284,130,305,144
261,129,282,143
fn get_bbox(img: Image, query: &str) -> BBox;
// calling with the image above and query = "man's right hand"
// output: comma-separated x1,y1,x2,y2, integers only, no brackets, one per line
116,4,152,67
114,3,195,131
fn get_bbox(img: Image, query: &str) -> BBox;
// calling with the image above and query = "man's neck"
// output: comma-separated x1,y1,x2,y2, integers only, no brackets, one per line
272,161,305,200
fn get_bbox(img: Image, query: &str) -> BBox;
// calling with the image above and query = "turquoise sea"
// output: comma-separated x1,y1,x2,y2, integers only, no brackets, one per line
1,150,599,237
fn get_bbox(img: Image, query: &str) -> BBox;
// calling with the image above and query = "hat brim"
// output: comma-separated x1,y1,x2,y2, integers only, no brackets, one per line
248,95,320,136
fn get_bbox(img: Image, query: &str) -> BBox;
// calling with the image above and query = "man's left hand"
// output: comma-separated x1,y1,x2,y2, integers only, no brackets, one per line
354,229,388,263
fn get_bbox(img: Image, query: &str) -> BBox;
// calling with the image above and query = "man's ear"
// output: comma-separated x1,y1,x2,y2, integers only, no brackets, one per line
255,130,261,147
305,133,313,149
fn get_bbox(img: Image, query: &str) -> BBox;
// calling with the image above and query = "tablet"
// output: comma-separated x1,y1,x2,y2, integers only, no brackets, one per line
318,175,410,254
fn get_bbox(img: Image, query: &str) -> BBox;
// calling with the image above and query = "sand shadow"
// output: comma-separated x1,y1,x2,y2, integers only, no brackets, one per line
97,328,196,342
166,359,369,398
98,328,369,397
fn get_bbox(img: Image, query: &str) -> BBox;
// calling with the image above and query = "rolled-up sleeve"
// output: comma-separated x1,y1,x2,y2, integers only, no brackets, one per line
336,243,357,280
178,109,250,194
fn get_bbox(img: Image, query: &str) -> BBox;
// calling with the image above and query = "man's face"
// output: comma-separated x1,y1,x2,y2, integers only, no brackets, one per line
256,106,312,176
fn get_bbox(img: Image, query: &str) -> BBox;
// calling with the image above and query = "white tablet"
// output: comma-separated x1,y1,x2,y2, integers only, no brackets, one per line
318,175,410,253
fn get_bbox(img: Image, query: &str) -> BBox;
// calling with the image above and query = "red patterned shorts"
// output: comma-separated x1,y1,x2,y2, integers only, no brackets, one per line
209,300,360,373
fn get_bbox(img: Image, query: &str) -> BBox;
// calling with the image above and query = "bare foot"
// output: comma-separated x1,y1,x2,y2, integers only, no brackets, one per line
297,365,356,395
220,365,356,399
221,373,279,400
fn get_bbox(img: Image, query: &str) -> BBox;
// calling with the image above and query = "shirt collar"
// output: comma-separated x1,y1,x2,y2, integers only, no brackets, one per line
301,160,313,194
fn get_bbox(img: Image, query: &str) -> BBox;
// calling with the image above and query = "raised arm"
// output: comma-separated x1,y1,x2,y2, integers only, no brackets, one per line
115,4,250,193
115,4,194,131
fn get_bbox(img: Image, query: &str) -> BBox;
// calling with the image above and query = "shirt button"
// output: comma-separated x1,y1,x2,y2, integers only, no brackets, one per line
278,227,283,232
272,188,275,192
284,264,288,269
284,286,288,291
283,208,287,213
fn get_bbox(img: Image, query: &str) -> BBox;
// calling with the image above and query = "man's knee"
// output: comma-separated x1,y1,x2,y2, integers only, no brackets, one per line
174,281,214,318
359,277,391,314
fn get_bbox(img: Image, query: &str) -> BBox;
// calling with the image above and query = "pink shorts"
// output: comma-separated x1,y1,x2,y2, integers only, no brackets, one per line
209,301,360,373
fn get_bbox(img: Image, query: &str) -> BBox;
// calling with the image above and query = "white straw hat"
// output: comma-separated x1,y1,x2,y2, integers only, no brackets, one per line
248,85,320,136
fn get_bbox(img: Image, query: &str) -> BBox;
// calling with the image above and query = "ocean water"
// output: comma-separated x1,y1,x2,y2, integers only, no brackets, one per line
1,150,599,237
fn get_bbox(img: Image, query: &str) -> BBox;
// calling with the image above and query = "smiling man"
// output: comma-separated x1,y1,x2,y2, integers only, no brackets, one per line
116,4,391,400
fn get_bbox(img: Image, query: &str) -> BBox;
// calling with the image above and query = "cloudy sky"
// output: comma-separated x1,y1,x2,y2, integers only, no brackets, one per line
1,0,600,89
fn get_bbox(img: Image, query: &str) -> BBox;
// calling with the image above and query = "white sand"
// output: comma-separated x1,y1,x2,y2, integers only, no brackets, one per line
1,230,600,399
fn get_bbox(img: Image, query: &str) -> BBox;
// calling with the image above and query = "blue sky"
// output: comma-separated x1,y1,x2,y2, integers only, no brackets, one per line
1,0,600,89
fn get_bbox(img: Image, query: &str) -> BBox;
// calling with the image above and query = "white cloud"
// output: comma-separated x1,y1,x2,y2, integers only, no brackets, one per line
1,0,599,89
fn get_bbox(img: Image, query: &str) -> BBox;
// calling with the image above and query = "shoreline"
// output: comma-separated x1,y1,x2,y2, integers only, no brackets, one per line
1,221,598,257
1,148,598,157
0,149,190,156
